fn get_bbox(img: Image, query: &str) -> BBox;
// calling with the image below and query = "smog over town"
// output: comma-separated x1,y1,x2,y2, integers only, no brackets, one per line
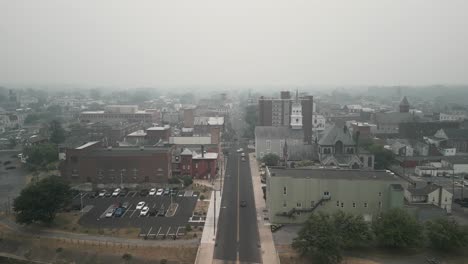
1,1,468,264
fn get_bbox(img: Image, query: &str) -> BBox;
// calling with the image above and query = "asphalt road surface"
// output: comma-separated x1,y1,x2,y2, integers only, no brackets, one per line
214,143,261,263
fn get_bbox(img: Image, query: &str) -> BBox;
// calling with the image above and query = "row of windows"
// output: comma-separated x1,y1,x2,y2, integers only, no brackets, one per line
283,187,382,198
282,200,382,209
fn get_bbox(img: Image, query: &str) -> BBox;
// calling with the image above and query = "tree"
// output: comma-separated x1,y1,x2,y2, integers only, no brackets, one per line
24,143,58,169
262,153,280,166
49,120,66,144
13,176,72,225
332,211,372,248
367,144,395,169
372,208,423,248
426,218,468,250
122,253,132,263
293,213,342,264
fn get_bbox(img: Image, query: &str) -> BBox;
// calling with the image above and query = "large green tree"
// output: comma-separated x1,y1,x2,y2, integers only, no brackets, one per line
262,153,280,166
332,211,373,248
24,143,58,169
293,213,342,264
49,120,66,144
372,208,423,248
426,218,468,250
367,144,395,169
13,176,72,225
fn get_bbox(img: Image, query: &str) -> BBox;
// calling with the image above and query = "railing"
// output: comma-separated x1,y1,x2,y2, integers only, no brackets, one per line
276,196,330,218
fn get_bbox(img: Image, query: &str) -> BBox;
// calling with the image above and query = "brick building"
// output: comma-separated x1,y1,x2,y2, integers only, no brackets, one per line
178,147,218,180
79,105,159,123
60,142,173,184
146,125,171,143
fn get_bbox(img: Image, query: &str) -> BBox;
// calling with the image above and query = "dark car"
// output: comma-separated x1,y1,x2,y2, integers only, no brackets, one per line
149,209,157,216
89,191,99,198
163,188,170,196
240,200,247,207
157,209,166,217
114,207,125,217
139,189,149,196
119,188,129,197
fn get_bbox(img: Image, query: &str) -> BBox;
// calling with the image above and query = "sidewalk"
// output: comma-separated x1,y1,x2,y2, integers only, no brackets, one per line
249,153,280,264
195,154,225,264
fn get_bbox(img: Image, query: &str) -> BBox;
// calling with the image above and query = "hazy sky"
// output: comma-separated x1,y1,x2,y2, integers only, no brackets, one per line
1,0,468,87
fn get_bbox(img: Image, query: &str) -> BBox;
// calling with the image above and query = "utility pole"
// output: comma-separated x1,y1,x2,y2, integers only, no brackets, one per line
213,188,216,237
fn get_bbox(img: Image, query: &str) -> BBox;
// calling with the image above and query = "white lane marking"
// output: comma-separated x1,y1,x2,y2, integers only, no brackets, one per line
129,209,138,218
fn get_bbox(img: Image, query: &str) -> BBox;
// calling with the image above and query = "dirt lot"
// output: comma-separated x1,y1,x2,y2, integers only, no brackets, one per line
49,212,141,239
0,227,197,264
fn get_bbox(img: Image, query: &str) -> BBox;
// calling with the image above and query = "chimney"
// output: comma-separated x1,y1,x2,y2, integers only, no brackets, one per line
201,145,204,158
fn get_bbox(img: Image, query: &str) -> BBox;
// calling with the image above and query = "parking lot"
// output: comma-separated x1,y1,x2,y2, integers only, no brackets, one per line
73,190,203,239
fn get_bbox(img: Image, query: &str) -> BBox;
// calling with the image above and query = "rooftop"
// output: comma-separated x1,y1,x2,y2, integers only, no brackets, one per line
318,124,355,146
268,167,402,181
407,183,441,196
147,125,170,131
76,141,101,150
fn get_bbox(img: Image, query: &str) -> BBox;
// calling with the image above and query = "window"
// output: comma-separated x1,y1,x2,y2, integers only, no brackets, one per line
283,187,287,195
378,192,382,197
296,202,302,208
195,163,198,169
283,201,287,208
324,191,330,196
364,202,368,208
336,201,340,207
352,202,356,208
341,202,344,208
445,197,447,202
379,201,382,208
266,140,271,150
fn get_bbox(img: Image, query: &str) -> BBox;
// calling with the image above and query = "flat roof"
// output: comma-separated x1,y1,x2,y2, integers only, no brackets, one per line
269,167,402,181
86,146,170,156
147,125,170,131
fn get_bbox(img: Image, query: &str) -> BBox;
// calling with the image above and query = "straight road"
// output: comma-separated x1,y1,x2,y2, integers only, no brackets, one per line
214,144,261,263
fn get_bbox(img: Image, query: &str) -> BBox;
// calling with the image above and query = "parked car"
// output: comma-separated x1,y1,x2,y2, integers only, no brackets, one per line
112,188,121,197
149,188,157,196
136,201,145,210
105,191,112,197
119,188,129,197
140,206,150,216
105,209,115,217
114,207,125,217
98,189,107,197
237,148,243,153
139,189,149,196
89,191,99,198
241,157,246,162
122,202,130,209
157,209,166,217
156,188,164,196
148,209,157,216
163,188,170,195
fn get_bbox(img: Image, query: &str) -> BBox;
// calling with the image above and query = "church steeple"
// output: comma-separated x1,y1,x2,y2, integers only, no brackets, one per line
290,89,303,129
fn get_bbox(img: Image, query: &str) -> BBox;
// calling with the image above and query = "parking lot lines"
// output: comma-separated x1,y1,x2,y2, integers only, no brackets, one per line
129,209,138,218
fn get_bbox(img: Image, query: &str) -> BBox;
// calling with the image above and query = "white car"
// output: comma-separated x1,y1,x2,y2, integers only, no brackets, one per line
98,189,107,197
237,148,243,153
105,209,115,218
136,201,145,210
149,188,157,196
140,206,149,216
112,188,121,197
156,188,164,196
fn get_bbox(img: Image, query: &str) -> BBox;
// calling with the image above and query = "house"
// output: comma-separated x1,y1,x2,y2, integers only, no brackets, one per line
431,128,468,153
318,124,374,169
266,167,405,224
388,139,414,157
178,147,218,180
441,157,468,176
404,182,452,213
